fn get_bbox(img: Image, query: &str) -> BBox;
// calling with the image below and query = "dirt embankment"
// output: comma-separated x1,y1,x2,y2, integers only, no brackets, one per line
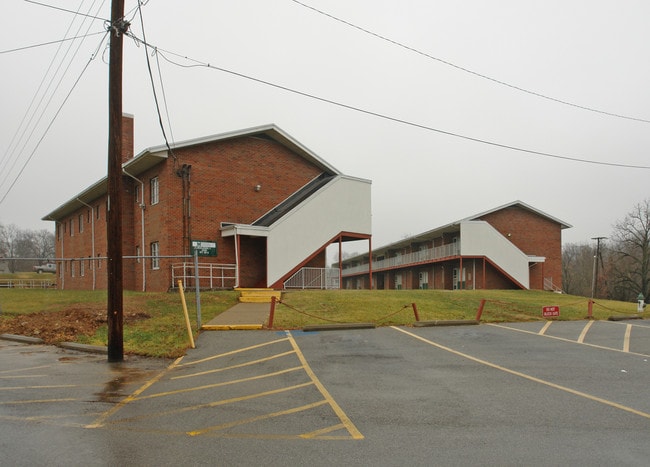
0,305,149,344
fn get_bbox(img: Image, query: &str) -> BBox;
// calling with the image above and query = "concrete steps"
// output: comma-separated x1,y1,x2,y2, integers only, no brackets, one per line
235,288,281,303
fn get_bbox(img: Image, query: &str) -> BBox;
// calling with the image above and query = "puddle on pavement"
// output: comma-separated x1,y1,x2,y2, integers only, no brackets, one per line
95,365,157,403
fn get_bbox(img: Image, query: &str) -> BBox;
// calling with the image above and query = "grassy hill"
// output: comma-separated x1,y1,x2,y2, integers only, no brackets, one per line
0,287,643,358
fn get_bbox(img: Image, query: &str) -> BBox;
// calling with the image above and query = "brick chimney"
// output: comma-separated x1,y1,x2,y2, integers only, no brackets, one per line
121,113,134,163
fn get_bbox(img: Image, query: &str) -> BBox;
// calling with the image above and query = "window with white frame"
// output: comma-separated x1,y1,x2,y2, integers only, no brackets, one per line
79,214,84,233
150,176,159,205
151,242,160,270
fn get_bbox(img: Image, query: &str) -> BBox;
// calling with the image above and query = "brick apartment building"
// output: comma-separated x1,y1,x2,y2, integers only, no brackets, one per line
339,201,571,291
43,115,372,291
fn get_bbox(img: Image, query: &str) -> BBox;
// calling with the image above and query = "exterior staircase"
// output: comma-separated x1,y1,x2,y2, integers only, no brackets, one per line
235,288,281,303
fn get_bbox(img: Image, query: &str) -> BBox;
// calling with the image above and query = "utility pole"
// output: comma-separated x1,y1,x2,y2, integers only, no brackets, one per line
107,0,128,362
590,236,607,299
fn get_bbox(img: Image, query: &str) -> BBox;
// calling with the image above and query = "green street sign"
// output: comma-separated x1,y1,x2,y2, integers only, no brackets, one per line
191,240,217,257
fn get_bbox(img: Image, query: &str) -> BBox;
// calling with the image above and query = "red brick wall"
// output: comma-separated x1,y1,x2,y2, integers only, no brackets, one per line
121,114,134,163
55,133,326,291
477,206,563,290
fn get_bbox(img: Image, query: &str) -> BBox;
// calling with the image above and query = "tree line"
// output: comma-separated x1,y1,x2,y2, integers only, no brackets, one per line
0,223,55,273
562,198,650,303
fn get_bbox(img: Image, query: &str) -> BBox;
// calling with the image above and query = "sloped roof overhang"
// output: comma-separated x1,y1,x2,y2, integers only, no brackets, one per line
42,124,337,222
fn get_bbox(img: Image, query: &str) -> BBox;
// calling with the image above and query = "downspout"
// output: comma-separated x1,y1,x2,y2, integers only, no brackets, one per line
123,169,146,291
59,221,65,290
368,237,373,290
472,259,476,290
338,236,342,290
76,199,96,290
234,227,240,288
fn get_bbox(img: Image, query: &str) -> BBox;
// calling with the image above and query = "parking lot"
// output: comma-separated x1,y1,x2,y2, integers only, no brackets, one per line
2,319,650,466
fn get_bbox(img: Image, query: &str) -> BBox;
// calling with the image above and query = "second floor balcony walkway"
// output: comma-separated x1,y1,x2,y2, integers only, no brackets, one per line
342,242,460,276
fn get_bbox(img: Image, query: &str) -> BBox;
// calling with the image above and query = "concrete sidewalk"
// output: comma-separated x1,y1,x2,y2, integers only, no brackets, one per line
202,302,271,330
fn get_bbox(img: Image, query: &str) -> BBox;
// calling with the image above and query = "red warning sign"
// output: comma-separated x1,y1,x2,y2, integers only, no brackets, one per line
542,306,560,317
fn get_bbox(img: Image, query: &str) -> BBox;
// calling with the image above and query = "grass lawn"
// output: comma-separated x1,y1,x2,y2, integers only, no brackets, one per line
275,289,638,327
0,282,643,358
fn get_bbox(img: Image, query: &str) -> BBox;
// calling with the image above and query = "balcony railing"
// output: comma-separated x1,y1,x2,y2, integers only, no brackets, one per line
171,263,237,290
284,267,340,289
342,242,460,276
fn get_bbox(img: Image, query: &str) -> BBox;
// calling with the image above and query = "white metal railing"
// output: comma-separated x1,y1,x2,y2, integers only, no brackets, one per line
544,277,562,293
0,279,56,288
171,263,237,290
342,243,460,276
284,267,340,289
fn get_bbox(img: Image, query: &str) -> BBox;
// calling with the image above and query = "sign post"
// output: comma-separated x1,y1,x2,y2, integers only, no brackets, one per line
194,250,201,329
542,306,560,318
190,240,218,329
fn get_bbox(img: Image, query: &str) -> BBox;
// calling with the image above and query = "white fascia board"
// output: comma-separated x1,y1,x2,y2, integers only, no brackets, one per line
136,124,342,176
221,224,270,238
465,200,572,230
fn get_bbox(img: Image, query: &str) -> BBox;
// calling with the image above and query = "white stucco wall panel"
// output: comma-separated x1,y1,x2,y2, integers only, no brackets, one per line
267,175,371,286
460,221,530,289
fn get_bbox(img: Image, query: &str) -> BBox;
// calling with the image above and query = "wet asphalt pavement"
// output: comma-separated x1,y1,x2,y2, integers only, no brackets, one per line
2,319,650,466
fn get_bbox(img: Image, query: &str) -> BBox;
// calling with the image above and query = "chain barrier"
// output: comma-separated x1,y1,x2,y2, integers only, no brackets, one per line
592,300,647,316
275,299,344,324
273,300,415,326
375,304,412,323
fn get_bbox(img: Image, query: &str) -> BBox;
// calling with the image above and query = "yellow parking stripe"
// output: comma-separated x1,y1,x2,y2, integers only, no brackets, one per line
577,320,594,343
286,331,364,440
107,382,315,425
0,398,77,404
300,423,347,439
539,321,553,335
488,323,650,358
0,375,47,379
392,326,650,420
0,385,76,391
135,367,303,400
0,365,49,374
172,350,295,380
624,324,632,352
187,400,329,436
177,337,289,367
86,356,184,429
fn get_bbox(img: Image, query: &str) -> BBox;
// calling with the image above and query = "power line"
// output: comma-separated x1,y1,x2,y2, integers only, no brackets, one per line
24,0,108,22
291,0,650,125
0,0,108,191
133,1,176,159
137,39,650,170
0,32,110,206
0,31,105,54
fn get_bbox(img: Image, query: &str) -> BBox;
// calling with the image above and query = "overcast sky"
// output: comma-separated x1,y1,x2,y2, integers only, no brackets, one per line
1,0,649,250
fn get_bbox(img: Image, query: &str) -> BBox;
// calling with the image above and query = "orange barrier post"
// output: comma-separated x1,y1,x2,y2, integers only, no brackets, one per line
411,303,420,322
268,295,277,328
177,280,195,349
476,299,486,322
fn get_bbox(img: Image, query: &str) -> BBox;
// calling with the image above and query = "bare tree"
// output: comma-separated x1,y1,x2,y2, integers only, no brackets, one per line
20,229,55,261
0,223,55,272
609,199,650,302
562,242,595,296
0,223,20,272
